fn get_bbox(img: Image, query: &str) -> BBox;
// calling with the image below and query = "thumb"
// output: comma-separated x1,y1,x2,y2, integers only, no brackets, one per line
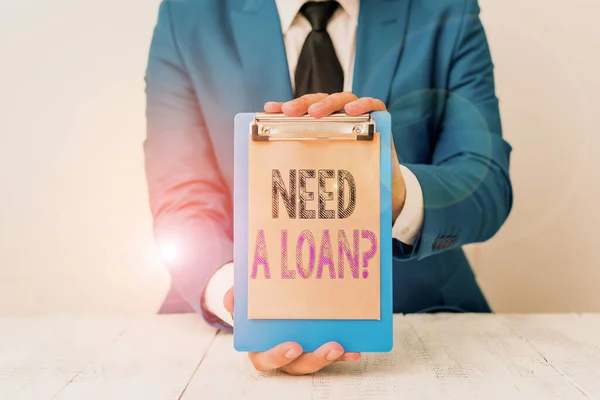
391,139,403,183
223,287,234,317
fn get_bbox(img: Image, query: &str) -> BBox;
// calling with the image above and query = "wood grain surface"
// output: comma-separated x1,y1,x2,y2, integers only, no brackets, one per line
0,314,598,399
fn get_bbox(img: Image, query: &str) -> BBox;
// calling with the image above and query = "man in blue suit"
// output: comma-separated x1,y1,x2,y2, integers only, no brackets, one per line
144,0,512,374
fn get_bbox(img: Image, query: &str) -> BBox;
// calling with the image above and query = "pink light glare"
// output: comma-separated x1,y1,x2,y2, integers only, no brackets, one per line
159,241,180,264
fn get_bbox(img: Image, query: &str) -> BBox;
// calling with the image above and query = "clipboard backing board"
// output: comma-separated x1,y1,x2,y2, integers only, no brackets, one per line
233,111,393,353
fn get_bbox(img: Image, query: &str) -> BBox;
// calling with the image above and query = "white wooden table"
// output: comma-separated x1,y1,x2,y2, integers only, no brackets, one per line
1,314,599,399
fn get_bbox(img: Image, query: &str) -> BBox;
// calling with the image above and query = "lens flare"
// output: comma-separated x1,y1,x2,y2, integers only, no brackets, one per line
159,242,180,264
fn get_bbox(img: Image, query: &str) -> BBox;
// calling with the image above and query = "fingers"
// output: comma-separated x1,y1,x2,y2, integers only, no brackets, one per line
307,92,358,118
223,287,234,316
264,102,283,113
344,97,386,115
281,93,329,116
280,342,347,376
248,341,361,375
266,93,386,119
249,342,303,372
340,352,361,362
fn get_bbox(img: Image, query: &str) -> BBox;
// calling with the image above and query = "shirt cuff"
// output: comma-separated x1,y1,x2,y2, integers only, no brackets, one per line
392,165,424,245
203,262,235,328
204,168,423,323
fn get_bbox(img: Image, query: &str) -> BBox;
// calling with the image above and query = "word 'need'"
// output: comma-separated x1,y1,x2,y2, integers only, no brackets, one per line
251,229,378,280
272,169,357,220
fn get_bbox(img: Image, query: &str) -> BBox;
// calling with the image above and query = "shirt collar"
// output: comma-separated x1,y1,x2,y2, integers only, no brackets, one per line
274,0,360,34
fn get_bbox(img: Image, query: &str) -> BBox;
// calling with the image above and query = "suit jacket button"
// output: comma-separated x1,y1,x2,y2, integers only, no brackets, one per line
440,237,450,249
433,237,445,251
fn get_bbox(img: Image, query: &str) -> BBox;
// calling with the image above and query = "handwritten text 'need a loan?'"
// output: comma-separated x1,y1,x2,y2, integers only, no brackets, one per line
251,169,378,281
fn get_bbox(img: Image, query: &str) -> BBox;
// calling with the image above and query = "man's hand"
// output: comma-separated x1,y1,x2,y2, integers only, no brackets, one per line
265,92,406,220
223,93,404,375
223,288,361,375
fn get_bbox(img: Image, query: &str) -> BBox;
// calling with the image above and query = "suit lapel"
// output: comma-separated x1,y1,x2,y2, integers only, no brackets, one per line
229,0,293,111
353,0,412,104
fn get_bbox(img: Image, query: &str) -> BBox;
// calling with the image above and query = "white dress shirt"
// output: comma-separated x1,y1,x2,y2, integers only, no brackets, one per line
203,0,424,327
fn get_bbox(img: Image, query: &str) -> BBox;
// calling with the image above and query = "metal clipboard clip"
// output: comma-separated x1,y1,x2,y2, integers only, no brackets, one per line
251,112,375,142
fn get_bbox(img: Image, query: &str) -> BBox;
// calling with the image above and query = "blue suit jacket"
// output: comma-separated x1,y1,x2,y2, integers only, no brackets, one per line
144,0,513,329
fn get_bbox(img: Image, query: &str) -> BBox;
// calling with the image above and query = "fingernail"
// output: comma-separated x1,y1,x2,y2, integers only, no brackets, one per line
285,348,301,359
346,101,359,108
326,349,343,361
286,100,299,107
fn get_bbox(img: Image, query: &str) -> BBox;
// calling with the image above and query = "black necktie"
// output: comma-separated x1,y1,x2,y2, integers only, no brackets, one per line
294,1,344,97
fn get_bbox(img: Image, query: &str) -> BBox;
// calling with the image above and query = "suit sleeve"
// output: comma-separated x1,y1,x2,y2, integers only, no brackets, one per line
144,2,233,329
397,0,513,260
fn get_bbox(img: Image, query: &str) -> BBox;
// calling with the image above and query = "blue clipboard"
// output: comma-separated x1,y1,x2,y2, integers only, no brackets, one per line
233,111,393,353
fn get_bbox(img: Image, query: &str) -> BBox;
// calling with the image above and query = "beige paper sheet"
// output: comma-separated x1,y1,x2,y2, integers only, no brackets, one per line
248,134,381,320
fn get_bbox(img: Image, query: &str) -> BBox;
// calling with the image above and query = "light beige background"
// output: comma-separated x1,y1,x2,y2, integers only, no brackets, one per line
0,0,598,316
